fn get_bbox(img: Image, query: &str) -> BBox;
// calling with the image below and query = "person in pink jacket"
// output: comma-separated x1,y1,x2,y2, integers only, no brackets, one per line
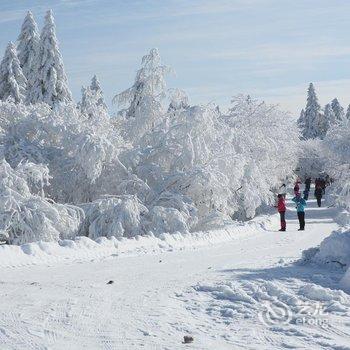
276,194,286,231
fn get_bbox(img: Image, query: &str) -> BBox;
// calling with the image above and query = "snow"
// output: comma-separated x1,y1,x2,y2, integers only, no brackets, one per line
0,197,349,349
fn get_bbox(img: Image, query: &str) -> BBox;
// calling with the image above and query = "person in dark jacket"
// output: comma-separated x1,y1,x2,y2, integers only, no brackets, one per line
275,194,286,231
292,193,307,231
314,186,323,207
294,181,300,196
305,177,311,192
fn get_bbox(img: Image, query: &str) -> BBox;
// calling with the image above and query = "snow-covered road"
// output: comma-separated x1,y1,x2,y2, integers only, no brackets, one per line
1,198,349,350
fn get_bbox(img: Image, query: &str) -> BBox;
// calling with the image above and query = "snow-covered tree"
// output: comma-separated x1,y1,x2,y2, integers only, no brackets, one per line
0,42,27,103
331,98,344,123
28,10,72,106
90,75,107,110
167,88,189,112
113,48,171,144
16,11,39,94
323,103,335,136
79,75,107,116
324,118,350,210
301,83,326,139
297,139,326,180
297,109,305,131
346,104,350,120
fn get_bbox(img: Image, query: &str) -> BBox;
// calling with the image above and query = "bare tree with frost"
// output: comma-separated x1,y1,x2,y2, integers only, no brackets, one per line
113,48,171,143
324,118,350,209
0,42,27,103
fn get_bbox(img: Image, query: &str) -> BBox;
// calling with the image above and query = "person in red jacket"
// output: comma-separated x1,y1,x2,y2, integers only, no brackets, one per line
276,194,286,231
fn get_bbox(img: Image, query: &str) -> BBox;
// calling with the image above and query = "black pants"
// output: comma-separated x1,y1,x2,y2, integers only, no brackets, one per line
316,196,322,207
279,211,286,230
297,212,305,230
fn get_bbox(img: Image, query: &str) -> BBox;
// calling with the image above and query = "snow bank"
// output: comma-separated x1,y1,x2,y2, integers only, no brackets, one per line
302,229,350,269
302,228,350,292
0,213,276,268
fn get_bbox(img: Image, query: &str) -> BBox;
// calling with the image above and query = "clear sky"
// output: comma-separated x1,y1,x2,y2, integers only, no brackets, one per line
0,0,350,115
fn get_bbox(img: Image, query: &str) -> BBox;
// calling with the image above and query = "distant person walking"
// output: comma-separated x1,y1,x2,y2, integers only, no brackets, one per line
292,193,307,231
314,186,323,207
305,177,311,192
275,194,286,231
321,178,326,195
294,181,300,196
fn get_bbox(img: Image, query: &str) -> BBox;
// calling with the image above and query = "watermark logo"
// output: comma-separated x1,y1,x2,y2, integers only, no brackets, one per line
259,301,330,327
259,301,292,326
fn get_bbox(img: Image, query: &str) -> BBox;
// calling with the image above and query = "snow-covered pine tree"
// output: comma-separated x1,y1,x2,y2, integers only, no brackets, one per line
331,98,344,123
301,83,325,139
79,75,108,117
90,75,107,111
346,104,350,120
323,103,335,137
0,42,27,103
28,10,72,106
16,11,39,96
297,109,305,130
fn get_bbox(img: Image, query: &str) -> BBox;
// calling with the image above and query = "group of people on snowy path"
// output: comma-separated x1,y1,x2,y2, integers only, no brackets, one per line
275,176,329,232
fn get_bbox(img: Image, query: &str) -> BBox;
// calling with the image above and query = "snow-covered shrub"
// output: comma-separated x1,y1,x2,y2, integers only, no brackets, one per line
147,206,189,235
0,159,84,244
148,191,198,234
79,195,148,239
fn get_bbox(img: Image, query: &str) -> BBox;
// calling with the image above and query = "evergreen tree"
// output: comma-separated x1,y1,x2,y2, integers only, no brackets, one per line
0,42,27,103
301,83,325,139
28,10,72,106
323,103,335,136
331,98,344,122
346,104,350,120
297,109,305,130
16,11,39,95
90,75,107,111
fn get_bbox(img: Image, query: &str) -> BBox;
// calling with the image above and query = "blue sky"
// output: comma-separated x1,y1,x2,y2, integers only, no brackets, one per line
0,0,350,115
